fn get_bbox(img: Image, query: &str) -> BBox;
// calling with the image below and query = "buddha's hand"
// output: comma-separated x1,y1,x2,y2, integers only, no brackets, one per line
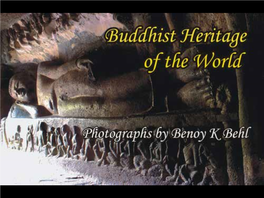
76,58,96,81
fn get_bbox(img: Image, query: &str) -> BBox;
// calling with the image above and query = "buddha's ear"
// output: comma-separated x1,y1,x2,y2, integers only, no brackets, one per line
76,58,94,69
76,58,96,82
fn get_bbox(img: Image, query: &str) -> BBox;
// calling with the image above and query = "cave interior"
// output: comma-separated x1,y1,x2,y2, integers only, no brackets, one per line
0,13,264,185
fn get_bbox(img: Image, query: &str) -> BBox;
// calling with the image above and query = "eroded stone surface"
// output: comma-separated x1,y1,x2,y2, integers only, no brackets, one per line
1,13,125,66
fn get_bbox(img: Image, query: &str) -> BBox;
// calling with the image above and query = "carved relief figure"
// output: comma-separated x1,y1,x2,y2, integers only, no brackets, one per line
25,125,34,152
55,127,65,158
36,122,47,152
62,125,72,158
133,139,152,172
107,138,121,166
46,126,58,157
70,126,82,159
93,136,110,166
9,125,23,150
81,135,96,162
120,139,135,169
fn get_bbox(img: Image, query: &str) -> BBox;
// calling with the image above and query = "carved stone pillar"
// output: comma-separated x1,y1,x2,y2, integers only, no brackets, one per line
224,13,260,185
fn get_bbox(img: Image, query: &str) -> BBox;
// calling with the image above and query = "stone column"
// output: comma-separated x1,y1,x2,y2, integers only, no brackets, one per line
224,13,260,185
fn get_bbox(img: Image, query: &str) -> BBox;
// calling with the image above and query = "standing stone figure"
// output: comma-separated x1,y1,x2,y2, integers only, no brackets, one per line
62,125,71,158
55,127,65,158
14,125,23,150
36,122,47,152
25,125,34,152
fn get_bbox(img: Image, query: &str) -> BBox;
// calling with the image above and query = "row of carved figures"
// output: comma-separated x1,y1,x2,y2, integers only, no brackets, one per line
7,13,81,50
7,122,227,185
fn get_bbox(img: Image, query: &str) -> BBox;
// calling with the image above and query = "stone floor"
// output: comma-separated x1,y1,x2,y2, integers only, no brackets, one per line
0,147,170,185
0,148,100,185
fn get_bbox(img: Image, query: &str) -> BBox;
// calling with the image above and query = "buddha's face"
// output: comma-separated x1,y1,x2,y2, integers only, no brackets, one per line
9,73,37,104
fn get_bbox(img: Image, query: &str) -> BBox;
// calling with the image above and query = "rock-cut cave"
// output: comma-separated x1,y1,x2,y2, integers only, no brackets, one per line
0,13,264,185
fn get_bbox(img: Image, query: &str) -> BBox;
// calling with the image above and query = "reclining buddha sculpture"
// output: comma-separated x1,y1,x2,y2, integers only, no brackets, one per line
7,13,223,119
8,45,215,118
